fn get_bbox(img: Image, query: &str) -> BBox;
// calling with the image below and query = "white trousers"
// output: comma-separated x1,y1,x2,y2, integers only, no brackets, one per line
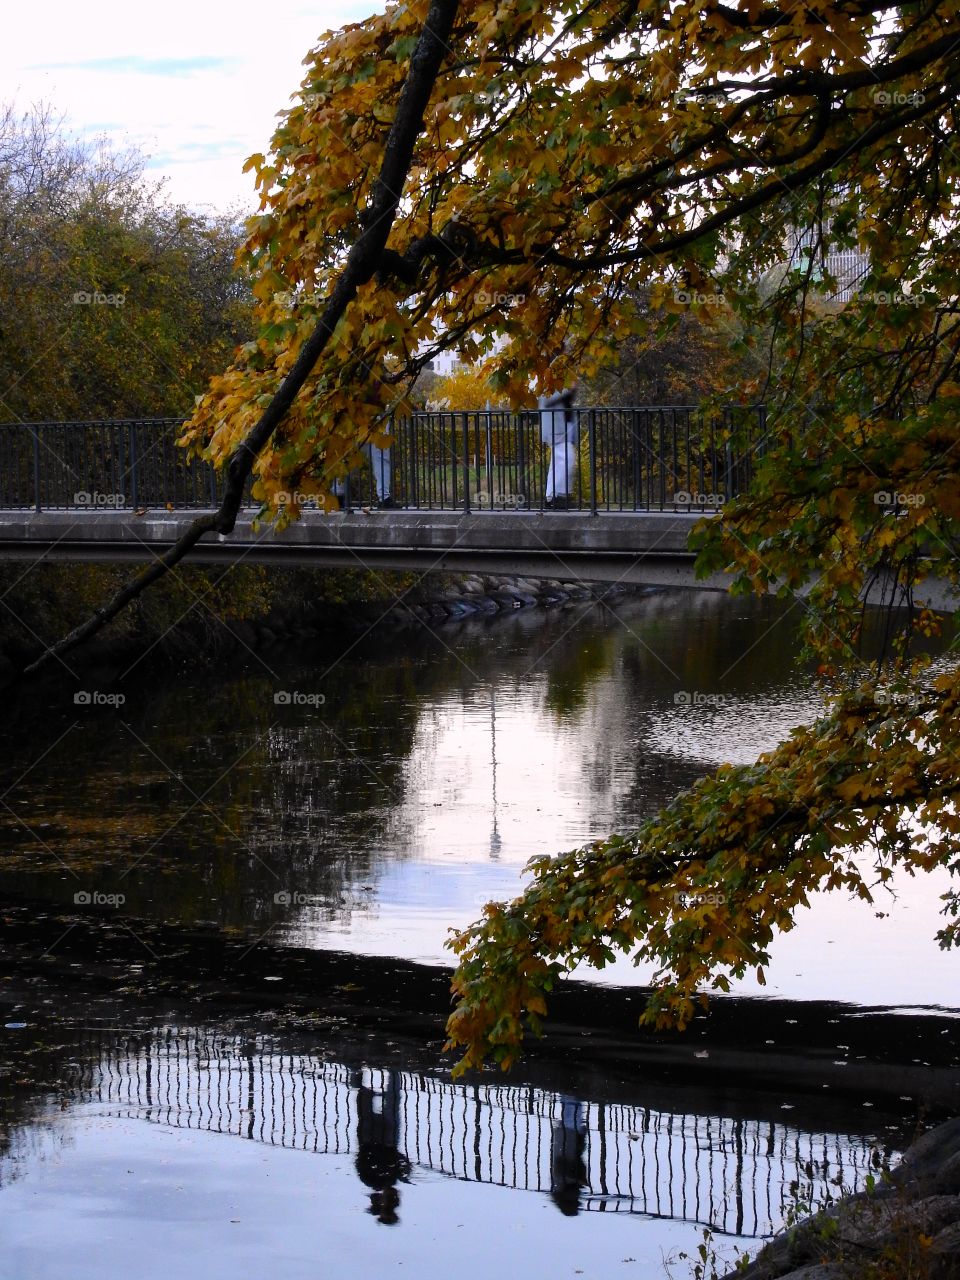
545,443,576,499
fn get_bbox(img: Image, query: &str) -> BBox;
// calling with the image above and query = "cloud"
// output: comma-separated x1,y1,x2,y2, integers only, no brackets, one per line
144,138,248,167
31,55,237,76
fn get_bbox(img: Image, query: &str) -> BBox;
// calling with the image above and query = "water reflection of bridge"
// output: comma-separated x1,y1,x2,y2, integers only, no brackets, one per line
73,1027,880,1236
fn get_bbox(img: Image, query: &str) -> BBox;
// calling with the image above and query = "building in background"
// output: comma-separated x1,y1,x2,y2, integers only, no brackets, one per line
784,220,870,304
426,348,464,376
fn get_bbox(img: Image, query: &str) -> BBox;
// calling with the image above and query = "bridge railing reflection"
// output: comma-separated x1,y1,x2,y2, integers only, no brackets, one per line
73,1026,880,1236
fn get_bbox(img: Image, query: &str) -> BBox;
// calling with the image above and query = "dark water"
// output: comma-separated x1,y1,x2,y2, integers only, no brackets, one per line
0,591,957,1278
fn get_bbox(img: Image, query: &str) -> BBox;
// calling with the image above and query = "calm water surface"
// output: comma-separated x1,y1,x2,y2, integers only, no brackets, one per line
0,590,956,1278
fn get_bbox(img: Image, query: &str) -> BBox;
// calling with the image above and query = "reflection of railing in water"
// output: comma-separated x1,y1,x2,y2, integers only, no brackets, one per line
73,1027,879,1236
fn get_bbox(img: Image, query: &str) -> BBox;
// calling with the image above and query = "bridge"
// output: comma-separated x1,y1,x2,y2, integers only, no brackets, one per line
0,409,755,589
19,1023,883,1237
0,412,956,605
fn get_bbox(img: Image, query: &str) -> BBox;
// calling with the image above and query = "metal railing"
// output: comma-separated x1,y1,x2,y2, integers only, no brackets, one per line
0,406,766,515
43,1024,883,1237
0,418,219,512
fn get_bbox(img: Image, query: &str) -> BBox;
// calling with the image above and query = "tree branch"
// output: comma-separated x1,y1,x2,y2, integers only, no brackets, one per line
22,0,462,678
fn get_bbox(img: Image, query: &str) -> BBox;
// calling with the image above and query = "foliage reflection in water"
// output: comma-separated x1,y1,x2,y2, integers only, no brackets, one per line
0,592,955,1006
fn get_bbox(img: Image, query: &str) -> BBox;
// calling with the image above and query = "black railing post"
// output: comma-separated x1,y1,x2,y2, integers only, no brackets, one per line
484,403,493,506
517,413,527,508
462,412,471,513
391,413,401,506
588,408,598,515
725,434,733,500
753,402,768,487
409,414,420,508
672,410,680,501
129,423,138,509
116,422,125,508
32,425,42,512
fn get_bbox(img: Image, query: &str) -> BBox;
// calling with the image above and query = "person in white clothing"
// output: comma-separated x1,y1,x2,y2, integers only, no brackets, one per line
538,388,578,508
331,442,394,508
366,443,394,507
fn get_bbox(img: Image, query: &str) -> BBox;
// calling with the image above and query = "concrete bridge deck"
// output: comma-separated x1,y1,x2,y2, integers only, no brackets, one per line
0,507,956,608
0,508,733,590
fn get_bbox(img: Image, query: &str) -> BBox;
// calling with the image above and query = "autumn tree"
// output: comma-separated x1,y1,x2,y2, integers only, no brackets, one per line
581,291,752,406
0,102,251,422
22,0,960,1073
426,364,511,410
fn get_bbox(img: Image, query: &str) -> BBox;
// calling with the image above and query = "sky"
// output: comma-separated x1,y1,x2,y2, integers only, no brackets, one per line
2,0,379,214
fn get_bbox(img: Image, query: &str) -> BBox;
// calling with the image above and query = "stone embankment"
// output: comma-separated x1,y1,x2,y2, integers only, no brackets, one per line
397,572,643,624
723,1117,960,1280
220,574,647,650
0,570,652,683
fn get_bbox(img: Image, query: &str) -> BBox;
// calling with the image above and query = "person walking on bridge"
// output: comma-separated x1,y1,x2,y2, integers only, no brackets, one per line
331,440,395,509
538,388,579,509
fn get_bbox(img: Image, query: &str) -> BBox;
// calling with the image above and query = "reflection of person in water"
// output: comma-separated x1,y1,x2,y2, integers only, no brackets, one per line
550,1094,589,1216
353,1068,411,1225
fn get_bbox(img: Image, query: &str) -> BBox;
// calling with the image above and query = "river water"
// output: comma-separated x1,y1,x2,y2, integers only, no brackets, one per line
0,589,957,1279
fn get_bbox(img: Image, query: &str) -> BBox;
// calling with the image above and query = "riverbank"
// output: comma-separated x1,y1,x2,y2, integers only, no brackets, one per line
722,1117,960,1279
0,559,649,683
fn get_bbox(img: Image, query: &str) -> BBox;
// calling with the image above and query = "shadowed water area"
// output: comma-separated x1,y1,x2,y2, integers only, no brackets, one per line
0,590,957,1278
